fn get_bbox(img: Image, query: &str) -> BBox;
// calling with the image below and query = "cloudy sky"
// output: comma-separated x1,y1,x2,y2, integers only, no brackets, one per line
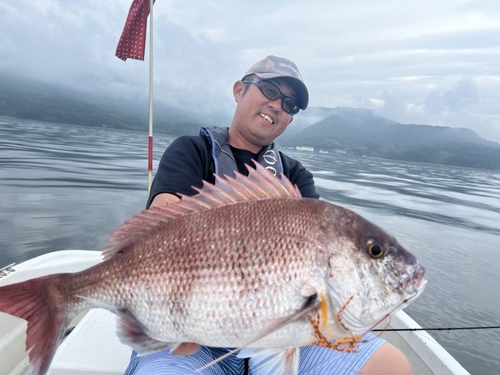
1,0,499,142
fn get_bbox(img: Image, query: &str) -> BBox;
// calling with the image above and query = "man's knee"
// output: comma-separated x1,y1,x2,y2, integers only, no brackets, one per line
358,343,411,375
124,349,205,375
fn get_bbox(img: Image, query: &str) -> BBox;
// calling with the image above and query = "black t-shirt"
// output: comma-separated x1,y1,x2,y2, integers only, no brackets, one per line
146,135,320,208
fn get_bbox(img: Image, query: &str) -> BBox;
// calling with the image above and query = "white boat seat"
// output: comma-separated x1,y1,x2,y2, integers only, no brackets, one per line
48,309,132,375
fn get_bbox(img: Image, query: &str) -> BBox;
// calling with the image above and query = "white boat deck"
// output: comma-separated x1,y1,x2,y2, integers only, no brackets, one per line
48,309,132,375
0,250,471,375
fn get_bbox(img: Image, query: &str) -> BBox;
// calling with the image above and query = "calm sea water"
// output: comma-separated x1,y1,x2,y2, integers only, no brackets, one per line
1,117,499,374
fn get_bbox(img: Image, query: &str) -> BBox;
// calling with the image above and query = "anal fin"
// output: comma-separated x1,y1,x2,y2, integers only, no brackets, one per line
114,308,172,355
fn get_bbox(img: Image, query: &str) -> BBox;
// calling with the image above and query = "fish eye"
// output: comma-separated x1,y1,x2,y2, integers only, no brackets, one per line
366,239,385,259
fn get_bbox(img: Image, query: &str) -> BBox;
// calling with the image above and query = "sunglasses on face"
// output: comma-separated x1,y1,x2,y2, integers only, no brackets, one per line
241,80,300,115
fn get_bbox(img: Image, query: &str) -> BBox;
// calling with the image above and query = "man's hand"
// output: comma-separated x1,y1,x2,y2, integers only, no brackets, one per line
172,343,200,355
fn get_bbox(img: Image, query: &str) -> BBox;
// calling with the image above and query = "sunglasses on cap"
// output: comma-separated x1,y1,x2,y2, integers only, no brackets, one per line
241,80,300,115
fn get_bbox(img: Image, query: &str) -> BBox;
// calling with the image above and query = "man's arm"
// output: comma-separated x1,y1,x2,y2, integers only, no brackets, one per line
281,153,320,199
147,136,212,208
147,137,209,356
149,193,180,207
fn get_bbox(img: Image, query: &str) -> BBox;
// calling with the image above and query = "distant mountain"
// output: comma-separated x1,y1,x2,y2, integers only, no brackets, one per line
280,107,500,170
0,74,208,135
284,106,339,136
281,107,497,148
2,75,499,170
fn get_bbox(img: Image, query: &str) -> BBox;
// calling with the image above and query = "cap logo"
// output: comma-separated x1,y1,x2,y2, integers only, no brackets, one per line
279,62,302,79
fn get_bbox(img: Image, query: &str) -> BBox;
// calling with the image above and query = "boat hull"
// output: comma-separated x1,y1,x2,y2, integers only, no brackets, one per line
0,250,470,375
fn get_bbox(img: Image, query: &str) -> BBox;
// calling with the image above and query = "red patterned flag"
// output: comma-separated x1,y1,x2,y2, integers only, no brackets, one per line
116,0,156,61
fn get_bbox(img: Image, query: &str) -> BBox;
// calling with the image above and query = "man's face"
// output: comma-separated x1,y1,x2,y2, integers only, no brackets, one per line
231,77,296,151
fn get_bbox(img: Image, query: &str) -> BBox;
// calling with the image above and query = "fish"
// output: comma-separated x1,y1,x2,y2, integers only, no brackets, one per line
0,162,426,375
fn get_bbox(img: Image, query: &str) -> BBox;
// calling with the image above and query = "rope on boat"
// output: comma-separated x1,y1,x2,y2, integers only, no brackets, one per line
0,263,15,278
373,326,500,332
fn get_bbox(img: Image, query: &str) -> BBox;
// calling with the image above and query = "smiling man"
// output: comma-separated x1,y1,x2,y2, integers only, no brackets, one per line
125,56,410,375
145,55,318,210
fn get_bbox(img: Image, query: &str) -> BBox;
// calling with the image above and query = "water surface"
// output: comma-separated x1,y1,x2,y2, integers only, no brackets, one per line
1,117,499,374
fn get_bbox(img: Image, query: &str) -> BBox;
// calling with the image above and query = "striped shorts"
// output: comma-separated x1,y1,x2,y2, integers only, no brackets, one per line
124,333,385,375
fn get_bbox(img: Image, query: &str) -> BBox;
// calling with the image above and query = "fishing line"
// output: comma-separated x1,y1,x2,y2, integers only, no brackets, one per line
373,326,500,332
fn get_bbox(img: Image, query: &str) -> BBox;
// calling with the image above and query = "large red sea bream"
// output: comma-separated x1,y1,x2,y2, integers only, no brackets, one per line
0,163,426,375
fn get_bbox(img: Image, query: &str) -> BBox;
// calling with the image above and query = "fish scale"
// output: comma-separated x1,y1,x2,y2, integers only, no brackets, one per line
113,199,326,346
0,163,426,375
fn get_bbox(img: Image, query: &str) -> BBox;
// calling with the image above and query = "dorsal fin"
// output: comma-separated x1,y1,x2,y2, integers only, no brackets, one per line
101,162,301,260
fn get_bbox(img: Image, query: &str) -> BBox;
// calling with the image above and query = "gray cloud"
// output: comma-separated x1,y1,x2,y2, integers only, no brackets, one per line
425,78,479,114
0,0,499,142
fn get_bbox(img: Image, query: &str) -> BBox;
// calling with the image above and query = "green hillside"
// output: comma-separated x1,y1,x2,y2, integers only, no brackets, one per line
0,74,203,135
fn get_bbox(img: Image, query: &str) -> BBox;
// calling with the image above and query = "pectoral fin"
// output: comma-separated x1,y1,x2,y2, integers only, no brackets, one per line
244,292,320,346
197,293,320,373
237,347,299,375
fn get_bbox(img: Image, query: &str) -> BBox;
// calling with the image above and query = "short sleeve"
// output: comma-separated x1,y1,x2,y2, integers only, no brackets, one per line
146,136,212,208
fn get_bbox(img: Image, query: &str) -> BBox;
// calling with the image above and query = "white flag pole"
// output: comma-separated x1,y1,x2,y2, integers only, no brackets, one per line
147,0,154,193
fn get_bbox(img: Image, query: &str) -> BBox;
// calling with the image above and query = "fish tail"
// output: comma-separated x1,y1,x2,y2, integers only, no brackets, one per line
0,274,72,375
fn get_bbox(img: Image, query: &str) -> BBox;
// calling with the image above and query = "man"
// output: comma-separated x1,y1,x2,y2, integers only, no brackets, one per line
125,56,411,375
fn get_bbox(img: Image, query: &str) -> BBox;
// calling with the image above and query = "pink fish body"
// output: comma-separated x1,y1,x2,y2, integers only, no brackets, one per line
0,163,426,375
